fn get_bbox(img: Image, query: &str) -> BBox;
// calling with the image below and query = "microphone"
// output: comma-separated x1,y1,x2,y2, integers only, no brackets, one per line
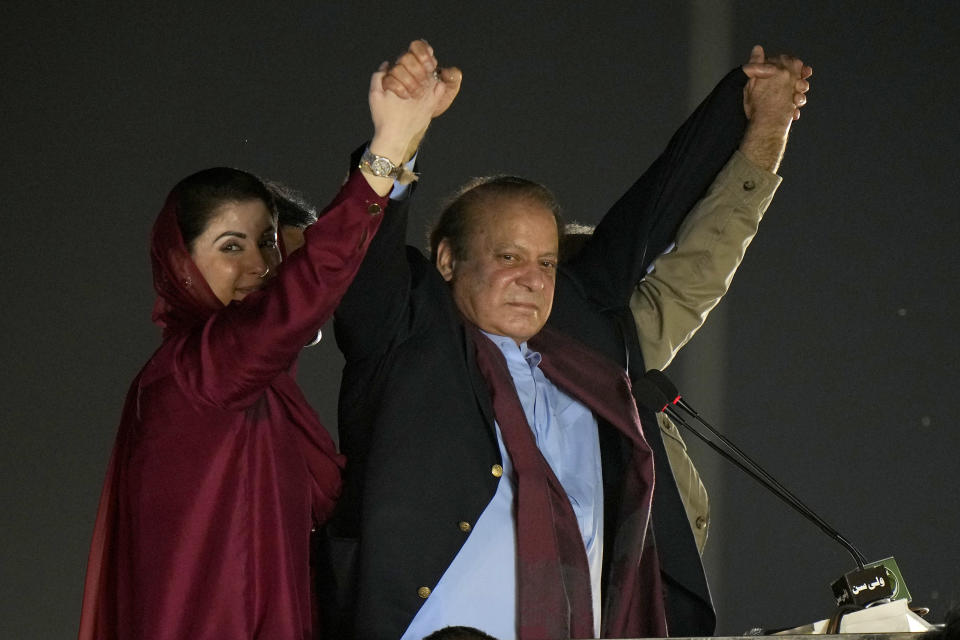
633,378,795,502
635,369,896,609
643,371,867,565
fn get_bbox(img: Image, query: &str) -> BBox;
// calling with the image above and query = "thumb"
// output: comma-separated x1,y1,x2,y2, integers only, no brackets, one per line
432,66,463,117
370,61,389,93
440,66,463,95
741,45,775,78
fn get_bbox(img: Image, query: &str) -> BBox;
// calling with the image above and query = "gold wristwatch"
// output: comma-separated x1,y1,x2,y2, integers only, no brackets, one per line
359,149,402,179
358,149,418,184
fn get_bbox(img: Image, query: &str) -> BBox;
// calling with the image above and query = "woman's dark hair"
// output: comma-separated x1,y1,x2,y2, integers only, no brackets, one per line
428,175,563,262
266,180,318,229
172,167,276,249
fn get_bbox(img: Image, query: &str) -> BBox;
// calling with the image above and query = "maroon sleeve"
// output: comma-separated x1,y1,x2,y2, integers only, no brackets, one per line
171,170,387,410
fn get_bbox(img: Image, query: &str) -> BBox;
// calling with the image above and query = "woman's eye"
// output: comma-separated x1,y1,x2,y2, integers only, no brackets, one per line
259,238,278,249
220,242,241,252
501,254,515,262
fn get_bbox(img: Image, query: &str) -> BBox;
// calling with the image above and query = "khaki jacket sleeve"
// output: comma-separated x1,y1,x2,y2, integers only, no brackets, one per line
632,150,781,553
631,149,781,371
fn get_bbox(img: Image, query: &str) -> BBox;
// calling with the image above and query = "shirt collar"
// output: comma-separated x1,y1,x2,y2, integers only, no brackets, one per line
480,330,542,368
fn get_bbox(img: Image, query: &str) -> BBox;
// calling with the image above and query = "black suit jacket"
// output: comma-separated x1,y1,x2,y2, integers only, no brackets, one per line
322,69,748,640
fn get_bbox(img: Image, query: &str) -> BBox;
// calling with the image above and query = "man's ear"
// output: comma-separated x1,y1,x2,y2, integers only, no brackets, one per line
435,239,456,282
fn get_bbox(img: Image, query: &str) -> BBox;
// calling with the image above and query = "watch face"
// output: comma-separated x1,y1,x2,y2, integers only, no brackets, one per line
371,157,394,177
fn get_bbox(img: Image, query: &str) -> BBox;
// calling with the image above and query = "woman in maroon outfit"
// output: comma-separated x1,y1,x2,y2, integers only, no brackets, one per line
78,43,459,640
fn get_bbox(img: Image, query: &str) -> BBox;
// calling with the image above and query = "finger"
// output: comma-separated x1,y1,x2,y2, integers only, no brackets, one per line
388,63,425,97
790,57,804,76
742,61,777,78
369,62,389,94
396,44,437,84
793,107,801,121
748,44,765,64
794,78,810,93
801,64,813,79
407,39,437,70
794,92,807,107
382,75,410,99
394,51,432,86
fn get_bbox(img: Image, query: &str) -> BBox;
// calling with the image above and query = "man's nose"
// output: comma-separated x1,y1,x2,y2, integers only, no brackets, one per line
515,265,547,291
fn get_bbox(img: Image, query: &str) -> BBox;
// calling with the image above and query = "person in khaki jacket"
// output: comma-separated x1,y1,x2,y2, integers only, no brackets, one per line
631,71,804,550
566,59,805,553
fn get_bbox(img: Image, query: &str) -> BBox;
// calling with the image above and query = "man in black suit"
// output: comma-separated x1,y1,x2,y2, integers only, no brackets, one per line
322,40,810,640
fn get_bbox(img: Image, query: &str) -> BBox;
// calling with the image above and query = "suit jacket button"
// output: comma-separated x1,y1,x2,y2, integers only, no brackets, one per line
742,180,756,191
366,202,382,215
491,464,503,478
417,586,431,599
458,521,472,532
696,515,708,529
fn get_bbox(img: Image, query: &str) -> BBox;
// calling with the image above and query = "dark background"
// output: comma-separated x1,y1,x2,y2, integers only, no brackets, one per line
3,1,958,637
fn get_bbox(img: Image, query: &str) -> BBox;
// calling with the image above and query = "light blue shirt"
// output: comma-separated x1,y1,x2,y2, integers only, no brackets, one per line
401,332,604,640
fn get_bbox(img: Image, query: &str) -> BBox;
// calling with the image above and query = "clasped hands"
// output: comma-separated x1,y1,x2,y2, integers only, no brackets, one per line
368,40,811,178
742,44,813,125
367,40,462,169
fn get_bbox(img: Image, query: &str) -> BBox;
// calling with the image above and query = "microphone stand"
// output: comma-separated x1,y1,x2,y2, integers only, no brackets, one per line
636,370,895,611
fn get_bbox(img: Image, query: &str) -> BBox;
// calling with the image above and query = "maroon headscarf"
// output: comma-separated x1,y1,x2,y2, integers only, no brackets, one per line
149,189,226,336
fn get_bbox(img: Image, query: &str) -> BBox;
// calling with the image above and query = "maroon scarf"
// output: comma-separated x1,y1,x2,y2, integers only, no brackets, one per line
149,189,224,337
468,322,668,639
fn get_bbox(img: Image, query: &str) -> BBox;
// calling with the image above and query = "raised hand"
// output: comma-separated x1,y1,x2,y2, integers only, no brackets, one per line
372,39,462,164
739,45,813,172
742,45,812,124
362,41,462,194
